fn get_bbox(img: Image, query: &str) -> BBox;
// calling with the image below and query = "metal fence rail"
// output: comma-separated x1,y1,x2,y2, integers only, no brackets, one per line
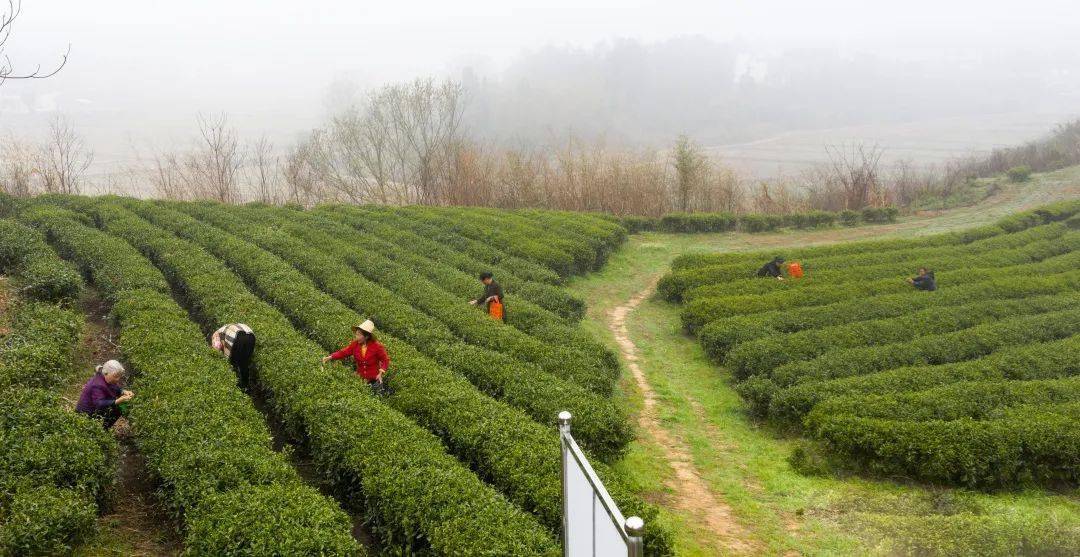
559,411,644,557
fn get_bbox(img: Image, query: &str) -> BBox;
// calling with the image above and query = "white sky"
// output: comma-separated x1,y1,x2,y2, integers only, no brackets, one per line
2,0,1079,153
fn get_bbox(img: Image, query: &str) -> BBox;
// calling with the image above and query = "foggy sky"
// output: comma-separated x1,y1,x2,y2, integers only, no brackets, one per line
2,0,1080,158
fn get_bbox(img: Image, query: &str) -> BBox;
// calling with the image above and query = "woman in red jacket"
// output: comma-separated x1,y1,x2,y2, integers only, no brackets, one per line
322,319,390,394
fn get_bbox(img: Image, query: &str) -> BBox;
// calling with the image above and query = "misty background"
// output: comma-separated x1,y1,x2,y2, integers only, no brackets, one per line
2,0,1079,188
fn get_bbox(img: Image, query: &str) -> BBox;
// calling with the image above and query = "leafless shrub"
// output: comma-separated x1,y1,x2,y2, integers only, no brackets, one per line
825,143,884,209
36,115,93,194
282,138,323,207
249,135,281,204
188,113,244,203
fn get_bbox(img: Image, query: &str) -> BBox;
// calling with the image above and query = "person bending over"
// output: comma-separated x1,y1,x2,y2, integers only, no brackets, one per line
756,257,785,280
211,322,256,392
75,360,133,429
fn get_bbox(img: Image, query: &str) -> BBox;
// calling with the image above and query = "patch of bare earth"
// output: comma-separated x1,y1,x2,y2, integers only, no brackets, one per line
608,276,759,555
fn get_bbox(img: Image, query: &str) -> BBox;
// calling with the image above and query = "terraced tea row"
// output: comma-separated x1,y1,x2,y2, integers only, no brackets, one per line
661,202,1080,487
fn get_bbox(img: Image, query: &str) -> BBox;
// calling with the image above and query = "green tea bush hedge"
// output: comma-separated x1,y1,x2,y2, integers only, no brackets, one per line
860,206,899,223
660,212,738,233
19,206,358,554
19,205,170,302
93,203,563,555
0,484,97,556
805,402,1079,487
0,389,116,508
260,210,617,394
669,199,1080,272
725,294,1079,380
665,222,1073,301
177,202,630,460
0,219,82,303
452,206,608,272
317,205,588,322
666,201,1080,486
769,335,1080,423
399,206,578,276
1,302,83,390
328,206,620,373
114,291,359,554
680,250,1080,332
619,215,660,232
381,207,564,284
118,200,671,553
698,270,1080,359
770,308,1080,387
681,225,1074,301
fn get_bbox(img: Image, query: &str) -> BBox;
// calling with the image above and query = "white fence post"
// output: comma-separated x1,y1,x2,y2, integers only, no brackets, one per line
560,410,645,557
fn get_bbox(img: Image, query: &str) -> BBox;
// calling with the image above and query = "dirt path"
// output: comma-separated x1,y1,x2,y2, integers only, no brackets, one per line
607,276,758,555
72,288,184,556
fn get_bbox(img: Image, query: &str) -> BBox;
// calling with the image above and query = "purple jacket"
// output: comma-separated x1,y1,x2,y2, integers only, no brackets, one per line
75,372,121,414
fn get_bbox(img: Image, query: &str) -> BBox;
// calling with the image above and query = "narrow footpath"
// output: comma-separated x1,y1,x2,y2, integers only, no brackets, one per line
607,275,757,555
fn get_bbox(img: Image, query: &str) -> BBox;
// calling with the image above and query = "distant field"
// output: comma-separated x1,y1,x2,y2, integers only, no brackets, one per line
709,112,1078,179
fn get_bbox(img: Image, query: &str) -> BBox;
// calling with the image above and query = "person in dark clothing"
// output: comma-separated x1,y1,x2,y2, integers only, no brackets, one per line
756,257,785,280
212,323,256,391
469,272,507,321
908,268,937,291
75,360,133,429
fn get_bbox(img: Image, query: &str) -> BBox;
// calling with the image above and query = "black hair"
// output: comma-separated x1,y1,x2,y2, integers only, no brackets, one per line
479,272,494,281
773,256,785,263
359,329,375,342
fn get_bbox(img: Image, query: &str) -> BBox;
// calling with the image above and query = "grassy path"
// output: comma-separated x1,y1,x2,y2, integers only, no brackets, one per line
567,174,1080,555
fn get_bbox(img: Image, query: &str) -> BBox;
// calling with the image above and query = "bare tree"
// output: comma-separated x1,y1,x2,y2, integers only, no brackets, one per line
150,151,188,200
282,139,322,206
0,0,69,85
825,143,884,209
249,135,280,204
189,113,244,203
383,78,466,204
36,115,93,194
0,135,34,196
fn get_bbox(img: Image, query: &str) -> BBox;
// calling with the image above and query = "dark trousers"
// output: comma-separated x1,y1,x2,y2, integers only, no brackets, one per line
230,331,257,390
367,379,390,397
88,405,122,429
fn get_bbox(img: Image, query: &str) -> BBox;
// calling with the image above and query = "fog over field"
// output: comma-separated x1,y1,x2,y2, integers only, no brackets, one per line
2,0,1079,183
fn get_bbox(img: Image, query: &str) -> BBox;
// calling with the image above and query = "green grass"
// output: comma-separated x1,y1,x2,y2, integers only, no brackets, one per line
568,171,1080,555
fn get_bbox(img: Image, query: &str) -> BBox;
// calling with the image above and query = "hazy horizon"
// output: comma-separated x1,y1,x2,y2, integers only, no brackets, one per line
2,0,1079,183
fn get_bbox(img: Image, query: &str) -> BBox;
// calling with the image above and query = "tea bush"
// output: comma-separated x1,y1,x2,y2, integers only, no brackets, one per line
664,203,1080,486
92,202,563,555
116,200,670,553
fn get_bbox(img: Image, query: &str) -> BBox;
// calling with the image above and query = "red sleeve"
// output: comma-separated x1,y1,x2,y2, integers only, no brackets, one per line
377,344,390,371
330,341,357,360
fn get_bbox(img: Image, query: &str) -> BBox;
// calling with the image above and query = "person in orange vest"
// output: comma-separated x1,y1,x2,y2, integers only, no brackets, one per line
469,272,506,321
787,261,804,279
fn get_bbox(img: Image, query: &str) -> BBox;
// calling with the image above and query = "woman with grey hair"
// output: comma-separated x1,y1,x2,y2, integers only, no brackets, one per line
75,359,133,429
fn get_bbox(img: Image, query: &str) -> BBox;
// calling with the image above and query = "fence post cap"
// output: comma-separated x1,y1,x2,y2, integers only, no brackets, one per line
557,411,572,424
625,516,644,536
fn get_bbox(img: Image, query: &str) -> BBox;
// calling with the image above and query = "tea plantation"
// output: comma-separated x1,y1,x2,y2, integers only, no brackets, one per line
3,190,1078,555
661,200,1080,488
0,193,671,556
